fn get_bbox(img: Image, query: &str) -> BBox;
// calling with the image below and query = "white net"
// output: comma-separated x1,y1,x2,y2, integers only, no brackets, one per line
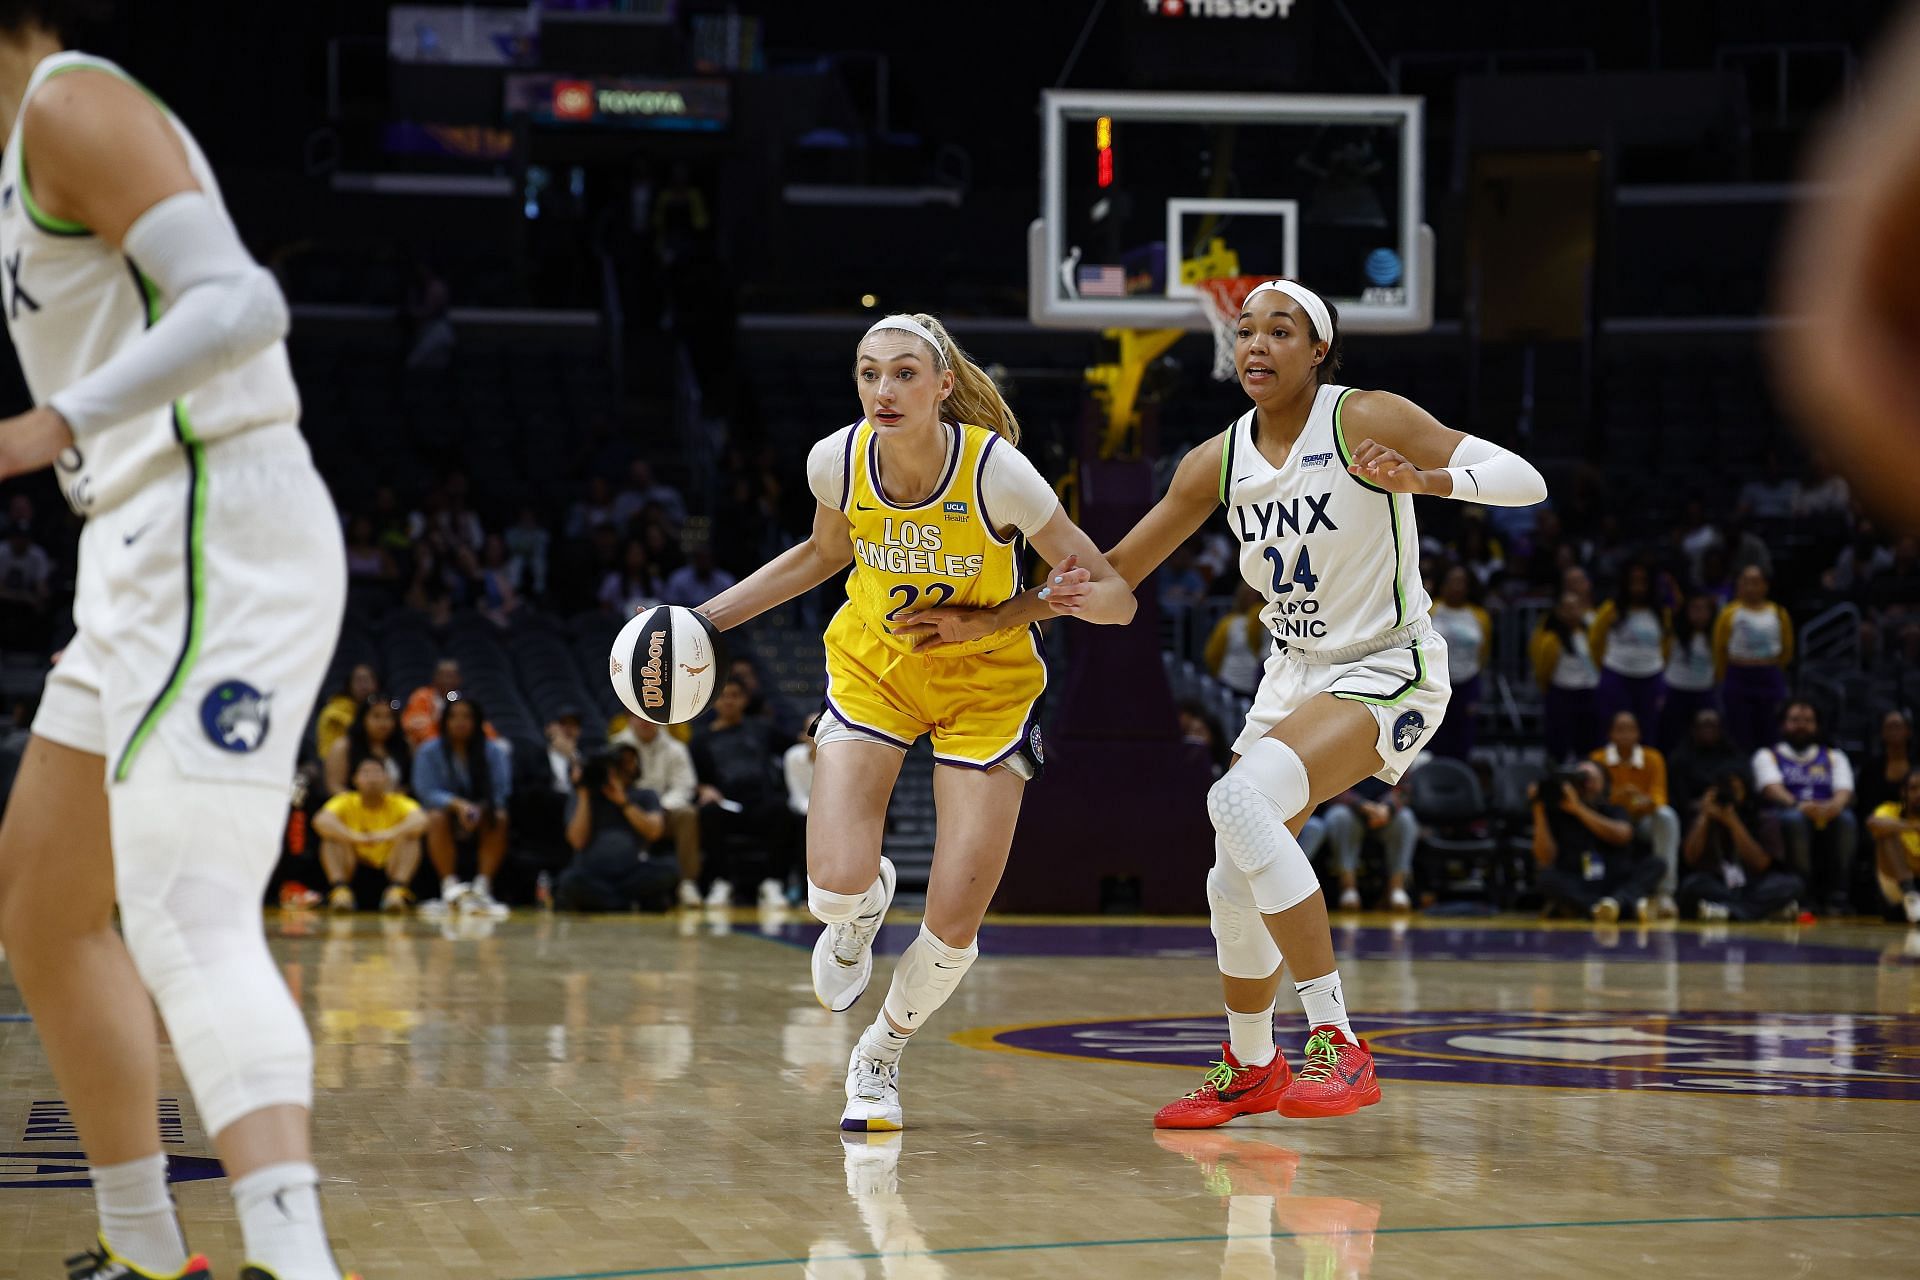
1197,276,1276,383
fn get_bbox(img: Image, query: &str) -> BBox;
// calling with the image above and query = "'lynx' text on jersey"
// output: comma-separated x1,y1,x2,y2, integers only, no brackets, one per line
1220,384,1430,652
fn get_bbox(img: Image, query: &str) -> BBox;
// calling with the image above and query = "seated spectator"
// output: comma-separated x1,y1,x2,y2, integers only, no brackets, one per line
1590,560,1671,737
403,658,461,747
1714,566,1793,752
616,717,703,908
692,677,791,908
0,518,52,649
1531,760,1662,923
663,542,736,607
505,505,552,598
1320,778,1416,912
567,475,620,540
1530,591,1601,763
545,709,585,796
613,460,688,529
1679,773,1806,921
1859,710,1914,819
314,757,429,913
474,534,521,628
728,655,793,738
1204,582,1266,699
1868,768,1920,925
315,663,378,762
557,744,676,912
326,694,411,797
1659,596,1718,751
414,696,514,918
1590,711,1680,914
1753,699,1858,913
1427,566,1490,760
600,538,664,616
1668,708,1749,819
1176,701,1230,778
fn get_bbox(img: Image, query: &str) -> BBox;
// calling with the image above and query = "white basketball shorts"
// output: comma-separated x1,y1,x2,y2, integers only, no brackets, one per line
34,423,346,789
1231,625,1452,784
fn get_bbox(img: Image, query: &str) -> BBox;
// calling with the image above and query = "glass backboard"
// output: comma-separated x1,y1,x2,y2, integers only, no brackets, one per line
1030,90,1432,332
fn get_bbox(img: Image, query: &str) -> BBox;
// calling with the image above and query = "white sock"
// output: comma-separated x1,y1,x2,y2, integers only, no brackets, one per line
1226,1002,1278,1068
233,1162,341,1280
91,1153,189,1273
859,1017,913,1066
1294,971,1354,1042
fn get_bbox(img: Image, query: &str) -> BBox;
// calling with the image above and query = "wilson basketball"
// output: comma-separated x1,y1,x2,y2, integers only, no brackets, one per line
609,604,724,725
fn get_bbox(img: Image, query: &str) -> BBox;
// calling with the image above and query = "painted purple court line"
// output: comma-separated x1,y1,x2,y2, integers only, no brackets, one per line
763,920,1900,966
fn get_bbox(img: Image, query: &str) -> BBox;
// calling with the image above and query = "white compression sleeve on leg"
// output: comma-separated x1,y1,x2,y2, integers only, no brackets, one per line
1438,434,1548,507
109,753,313,1137
1206,738,1321,915
1207,856,1283,980
48,192,290,440
881,923,978,1032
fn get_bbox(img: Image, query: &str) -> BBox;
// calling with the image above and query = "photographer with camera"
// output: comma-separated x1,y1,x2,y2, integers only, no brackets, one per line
1531,760,1662,922
1678,773,1805,921
556,739,676,912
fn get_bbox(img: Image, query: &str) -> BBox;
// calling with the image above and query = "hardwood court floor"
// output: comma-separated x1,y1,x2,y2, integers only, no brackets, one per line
3,909,1918,1278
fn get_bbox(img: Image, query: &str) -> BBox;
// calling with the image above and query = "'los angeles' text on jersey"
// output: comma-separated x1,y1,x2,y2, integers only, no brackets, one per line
1220,385,1431,653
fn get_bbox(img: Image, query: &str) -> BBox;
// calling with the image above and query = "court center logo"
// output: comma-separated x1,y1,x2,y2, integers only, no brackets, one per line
201,680,271,752
961,1011,1920,1102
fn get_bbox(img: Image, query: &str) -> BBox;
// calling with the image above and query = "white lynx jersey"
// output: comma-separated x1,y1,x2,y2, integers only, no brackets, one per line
1219,383,1430,653
0,51,300,516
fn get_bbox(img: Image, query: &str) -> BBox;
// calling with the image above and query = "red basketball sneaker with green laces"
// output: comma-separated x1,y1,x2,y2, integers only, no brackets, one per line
1277,1026,1382,1118
1153,1044,1293,1129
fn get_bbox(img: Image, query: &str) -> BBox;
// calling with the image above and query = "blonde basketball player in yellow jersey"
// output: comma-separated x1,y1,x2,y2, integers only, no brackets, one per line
694,312,1134,1131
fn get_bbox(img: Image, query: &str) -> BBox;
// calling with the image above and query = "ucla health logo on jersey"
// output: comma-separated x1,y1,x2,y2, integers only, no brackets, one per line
970,1011,1920,1102
201,680,271,753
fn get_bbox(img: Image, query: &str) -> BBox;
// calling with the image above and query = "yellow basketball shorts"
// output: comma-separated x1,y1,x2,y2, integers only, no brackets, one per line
821,604,1047,772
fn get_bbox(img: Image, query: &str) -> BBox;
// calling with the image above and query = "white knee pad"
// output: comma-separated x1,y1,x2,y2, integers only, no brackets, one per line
1207,858,1283,980
1205,739,1321,915
109,755,313,1137
881,923,978,1031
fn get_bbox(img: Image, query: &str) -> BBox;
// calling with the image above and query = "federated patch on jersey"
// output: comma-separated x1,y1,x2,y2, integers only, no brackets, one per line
1392,709,1426,753
201,680,272,753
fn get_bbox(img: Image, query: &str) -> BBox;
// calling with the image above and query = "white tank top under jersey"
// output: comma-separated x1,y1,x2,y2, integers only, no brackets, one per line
1429,603,1482,681
1602,606,1666,678
0,52,301,517
1221,385,1430,654
1665,631,1715,692
806,421,1057,537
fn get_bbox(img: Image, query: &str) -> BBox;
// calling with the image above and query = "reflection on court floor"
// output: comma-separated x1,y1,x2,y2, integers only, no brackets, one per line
2,911,1917,1278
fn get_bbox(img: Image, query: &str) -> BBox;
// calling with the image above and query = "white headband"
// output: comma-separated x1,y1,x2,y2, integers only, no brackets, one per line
1242,280,1332,347
864,314,945,361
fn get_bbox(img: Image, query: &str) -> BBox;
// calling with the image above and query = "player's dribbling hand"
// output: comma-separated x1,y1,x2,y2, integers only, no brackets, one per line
0,407,76,481
1347,439,1428,494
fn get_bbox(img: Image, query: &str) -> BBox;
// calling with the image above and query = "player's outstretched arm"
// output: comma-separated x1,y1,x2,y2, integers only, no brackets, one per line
898,432,1224,648
694,501,854,632
1338,391,1547,506
0,69,293,478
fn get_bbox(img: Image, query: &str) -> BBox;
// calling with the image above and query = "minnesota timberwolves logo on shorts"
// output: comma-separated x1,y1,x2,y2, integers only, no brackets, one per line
201,680,271,753
1392,709,1426,753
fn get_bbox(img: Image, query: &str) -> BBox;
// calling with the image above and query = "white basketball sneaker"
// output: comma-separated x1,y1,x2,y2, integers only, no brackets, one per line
812,857,897,1012
841,1045,904,1132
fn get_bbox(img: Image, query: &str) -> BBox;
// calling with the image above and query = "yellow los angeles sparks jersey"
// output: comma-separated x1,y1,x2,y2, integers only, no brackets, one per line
840,420,1027,658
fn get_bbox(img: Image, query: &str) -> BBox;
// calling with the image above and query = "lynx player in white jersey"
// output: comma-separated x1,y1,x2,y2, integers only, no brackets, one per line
914,279,1546,1127
0,11,352,1280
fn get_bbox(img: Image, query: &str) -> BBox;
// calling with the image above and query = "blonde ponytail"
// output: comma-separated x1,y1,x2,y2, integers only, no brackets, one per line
913,313,1022,446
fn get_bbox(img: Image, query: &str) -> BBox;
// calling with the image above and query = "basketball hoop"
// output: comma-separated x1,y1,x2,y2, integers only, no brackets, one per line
1196,275,1277,383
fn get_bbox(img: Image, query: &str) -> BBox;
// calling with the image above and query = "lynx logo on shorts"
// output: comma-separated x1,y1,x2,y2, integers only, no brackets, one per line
201,680,271,753
1392,709,1426,753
